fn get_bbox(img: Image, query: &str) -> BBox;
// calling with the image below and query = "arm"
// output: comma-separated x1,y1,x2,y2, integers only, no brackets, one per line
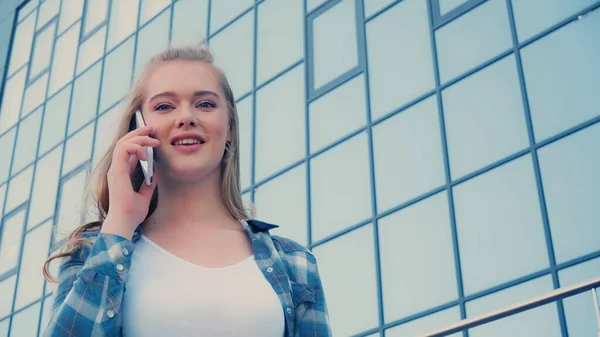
295,256,332,337
42,233,135,337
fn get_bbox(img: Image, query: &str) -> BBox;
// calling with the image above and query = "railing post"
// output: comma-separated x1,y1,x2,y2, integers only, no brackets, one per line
592,287,600,337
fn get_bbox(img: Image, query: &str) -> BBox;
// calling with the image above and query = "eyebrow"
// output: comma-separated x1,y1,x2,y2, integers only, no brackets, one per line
148,91,221,103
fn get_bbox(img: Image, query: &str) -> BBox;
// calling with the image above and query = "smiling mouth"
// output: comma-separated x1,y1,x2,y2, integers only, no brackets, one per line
171,139,206,146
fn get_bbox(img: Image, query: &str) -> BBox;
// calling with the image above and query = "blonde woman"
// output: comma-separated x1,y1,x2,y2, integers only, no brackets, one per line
42,44,331,337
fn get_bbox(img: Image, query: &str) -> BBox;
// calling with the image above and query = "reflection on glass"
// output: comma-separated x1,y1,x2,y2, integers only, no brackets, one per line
106,0,139,51
93,103,122,167
39,85,71,155
312,225,379,336
62,124,94,175
521,9,600,141
48,23,80,96
12,107,43,174
559,257,600,337
254,164,307,246
10,302,41,337
58,0,84,34
82,0,109,36
134,9,171,81
310,132,372,241
386,306,461,337
56,169,88,240
209,11,254,98
15,221,52,310
236,96,253,191
209,0,253,34
171,0,208,47
0,210,26,275
257,0,303,84
313,0,358,90
21,73,49,117
5,167,34,211
538,123,600,263
435,0,512,83
36,0,60,29
0,275,17,318
466,276,560,337
454,155,549,295
363,0,396,18
99,37,135,112
0,129,16,183
309,75,366,153
8,13,35,75
512,0,598,41
69,62,102,135
379,192,457,321
29,146,63,229
140,0,170,25
0,68,27,133
443,55,529,179
29,21,57,80
373,96,445,212
366,0,434,120
255,65,305,182
76,26,107,75
439,0,468,15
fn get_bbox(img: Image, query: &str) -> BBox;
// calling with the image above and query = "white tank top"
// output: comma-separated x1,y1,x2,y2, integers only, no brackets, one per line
121,235,285,337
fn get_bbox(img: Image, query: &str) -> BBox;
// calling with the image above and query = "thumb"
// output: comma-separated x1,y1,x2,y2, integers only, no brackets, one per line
138,174,157,203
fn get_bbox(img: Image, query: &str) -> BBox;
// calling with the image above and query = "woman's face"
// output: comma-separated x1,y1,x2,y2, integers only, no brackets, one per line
141,60,231,181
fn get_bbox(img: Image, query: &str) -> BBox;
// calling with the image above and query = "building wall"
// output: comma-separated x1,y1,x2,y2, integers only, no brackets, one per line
0,0,599,336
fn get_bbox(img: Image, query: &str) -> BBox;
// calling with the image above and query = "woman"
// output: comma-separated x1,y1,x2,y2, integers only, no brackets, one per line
42,44,331,337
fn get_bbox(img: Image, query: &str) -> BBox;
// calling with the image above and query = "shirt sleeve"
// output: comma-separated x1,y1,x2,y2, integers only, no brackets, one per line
295,256,332,337
42,233,135,337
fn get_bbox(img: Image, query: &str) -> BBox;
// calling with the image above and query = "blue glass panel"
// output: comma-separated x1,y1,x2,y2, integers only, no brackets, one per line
538,123,600,263
12,107,43,174
106,0,139,51
82,0,109,36
386,306,461,337
99,37,135,112
93,103,122,167
439,0,468,15
0,129,17,183
0,209,26,275
56,168,88,240
15,221,52,310
62,124,94,175
209,0,253,34
21,73,49,117
0,275,16,318
37,0,60,29
8,13,35,75
140,0,170,25
9,302,41,337
39,85,71,155
454,155,549,294
6,166,34,211
69,62,102,135
29,21,57,80
134,9,171,81
76,25,106,75
559,257,600,337
0,319,7,337
171,0,209,47
363,0,396,18
40,295,54,333
58,0,84,34
29,146,63,228
366,0,434,120
0,68,27,133
307,0,327,12
48,22,81,96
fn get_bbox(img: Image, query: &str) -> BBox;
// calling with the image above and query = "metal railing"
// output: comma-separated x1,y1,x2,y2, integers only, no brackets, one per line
417,276,600,337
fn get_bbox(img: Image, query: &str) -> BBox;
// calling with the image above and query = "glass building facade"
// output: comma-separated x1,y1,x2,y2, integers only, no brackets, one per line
0,0,599,335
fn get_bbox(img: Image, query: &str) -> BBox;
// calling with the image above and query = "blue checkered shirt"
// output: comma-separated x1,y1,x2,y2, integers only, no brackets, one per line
43,219,331,336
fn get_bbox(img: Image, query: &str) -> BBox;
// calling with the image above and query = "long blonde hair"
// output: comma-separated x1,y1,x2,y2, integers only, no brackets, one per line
43,44,247,282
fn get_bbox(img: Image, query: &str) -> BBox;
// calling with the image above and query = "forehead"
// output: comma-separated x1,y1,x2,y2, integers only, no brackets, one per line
144,60,222,97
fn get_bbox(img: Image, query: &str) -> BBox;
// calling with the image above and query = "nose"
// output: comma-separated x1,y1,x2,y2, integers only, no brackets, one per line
174,107,199,128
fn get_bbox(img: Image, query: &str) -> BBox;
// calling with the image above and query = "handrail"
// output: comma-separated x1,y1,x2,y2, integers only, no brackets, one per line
417,276,600,337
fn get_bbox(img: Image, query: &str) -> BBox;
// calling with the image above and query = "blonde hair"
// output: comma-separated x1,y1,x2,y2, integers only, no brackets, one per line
43,44,247,282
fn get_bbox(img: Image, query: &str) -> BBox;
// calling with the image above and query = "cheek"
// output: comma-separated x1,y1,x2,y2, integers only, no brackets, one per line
207,114,230,139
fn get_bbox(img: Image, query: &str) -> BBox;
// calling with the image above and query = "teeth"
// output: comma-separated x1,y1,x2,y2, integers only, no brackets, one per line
175,138,201,145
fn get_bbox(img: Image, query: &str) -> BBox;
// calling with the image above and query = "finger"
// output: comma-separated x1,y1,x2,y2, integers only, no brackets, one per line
138,174,157,202
127,135,160,148
112,143,145,174
122,126,154,140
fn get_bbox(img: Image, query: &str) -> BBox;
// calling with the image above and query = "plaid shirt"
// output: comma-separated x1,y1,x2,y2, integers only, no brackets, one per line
43,219,331,337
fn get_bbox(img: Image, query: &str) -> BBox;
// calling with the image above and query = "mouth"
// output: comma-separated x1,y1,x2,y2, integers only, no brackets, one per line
170,135,206,153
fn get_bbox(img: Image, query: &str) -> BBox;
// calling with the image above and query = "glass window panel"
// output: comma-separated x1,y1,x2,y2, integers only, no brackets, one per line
379,192,458,321
512,0,598,42
309,74,366,153
0,275,17,318
435,0,512,83
76,25,106,75
99,37,135,112
209,11,254,98
0,129,16,183
10,302,41,337
538,123,600,263
255,65,305,181
133,9,171,81
454,155,549,295
0,185,5,219
18,1,37,23
44,248,60,296
312,224,379,336
307,0,327,12
0,209,26,275
312,0,358,90
15,221,52,310
62,124,94,175
82,0,109,36
140,0,170,25
29,146,63,229
209,0,253,34
386,307,461,337
521,9,600,141
29,21,57,80
58,0,84,34
40,295,54,334
366,0,435,120
6,167,34,211
257,0,303,84
466,276,561,337
373,96,445,212
0,319,7,337
443,55,529,179
559,257,600,337
69,61,102,135
48,22,81,96
310,132,372,241
37,0,60,29
8,13,35,75
56,169,88,240
106,0,139,51
21,73,49,118
254,164,307,246
171,0,209,47
12,107,43,174
439,0,468,15
39,85,71,155
237,96,253,191
92,103,122,167
0,68,27,133
363,0,396,18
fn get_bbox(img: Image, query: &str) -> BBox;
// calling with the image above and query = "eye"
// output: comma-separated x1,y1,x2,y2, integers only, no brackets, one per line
197,100,216,109
155,103,174,111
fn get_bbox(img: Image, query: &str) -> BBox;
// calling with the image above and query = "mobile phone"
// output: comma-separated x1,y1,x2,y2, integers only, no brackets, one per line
135,110,153,186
